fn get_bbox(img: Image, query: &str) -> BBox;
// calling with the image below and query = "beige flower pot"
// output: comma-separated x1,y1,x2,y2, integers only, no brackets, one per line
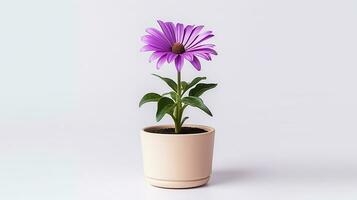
140,124,215,189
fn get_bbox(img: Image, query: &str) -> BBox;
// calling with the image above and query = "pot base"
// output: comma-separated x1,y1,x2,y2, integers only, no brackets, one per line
145,176,210,189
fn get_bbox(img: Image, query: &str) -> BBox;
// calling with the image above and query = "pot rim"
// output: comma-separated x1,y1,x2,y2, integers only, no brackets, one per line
141,124,215,136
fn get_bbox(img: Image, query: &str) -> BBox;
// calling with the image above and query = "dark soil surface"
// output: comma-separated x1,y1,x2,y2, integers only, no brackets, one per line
146,127,206,134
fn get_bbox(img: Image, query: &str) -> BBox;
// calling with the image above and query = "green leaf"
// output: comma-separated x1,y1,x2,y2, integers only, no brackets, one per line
156,97,176,122
183,77,206,94
180,116,189,126
162,92,177,101
152,74,177,92
181,81,188,91
169,91,177,100
139,93,161,107
189,83,217,97
182,96,213,116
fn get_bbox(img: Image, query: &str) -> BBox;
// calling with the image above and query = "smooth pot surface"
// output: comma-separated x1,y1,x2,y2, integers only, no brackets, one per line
141,124,215,188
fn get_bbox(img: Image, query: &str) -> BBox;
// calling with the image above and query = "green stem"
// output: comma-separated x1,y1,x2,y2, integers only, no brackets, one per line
175,71,182,133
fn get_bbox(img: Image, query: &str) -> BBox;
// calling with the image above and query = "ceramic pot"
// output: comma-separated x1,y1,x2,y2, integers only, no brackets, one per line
141,124,215,188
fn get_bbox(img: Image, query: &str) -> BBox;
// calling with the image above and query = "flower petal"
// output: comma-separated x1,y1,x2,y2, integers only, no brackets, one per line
174,55,184,72
184,25,204,47
176,23,184,43
194,52,212,61
165,22,176,43
181,25,194,44
141,35,171,50
205,53,212,60
189,55,201,71
149,51,166,62
140,45,162,52
167,53,177,63
182,53,194,61
157,20,175,45
188,44,215,50
156,54,167,69
186,31,213,49
187,48,218,55
146,28,171,46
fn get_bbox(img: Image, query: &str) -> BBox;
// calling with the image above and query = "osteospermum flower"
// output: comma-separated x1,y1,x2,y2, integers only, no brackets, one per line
141,20,217,71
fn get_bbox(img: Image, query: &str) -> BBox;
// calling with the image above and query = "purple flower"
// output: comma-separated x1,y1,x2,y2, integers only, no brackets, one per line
141,20,217,72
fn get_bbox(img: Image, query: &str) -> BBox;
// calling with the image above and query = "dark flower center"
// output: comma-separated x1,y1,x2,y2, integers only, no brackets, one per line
171,43,185,54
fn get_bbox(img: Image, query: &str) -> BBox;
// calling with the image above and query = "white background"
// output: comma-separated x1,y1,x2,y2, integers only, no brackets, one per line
1,0,357,199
